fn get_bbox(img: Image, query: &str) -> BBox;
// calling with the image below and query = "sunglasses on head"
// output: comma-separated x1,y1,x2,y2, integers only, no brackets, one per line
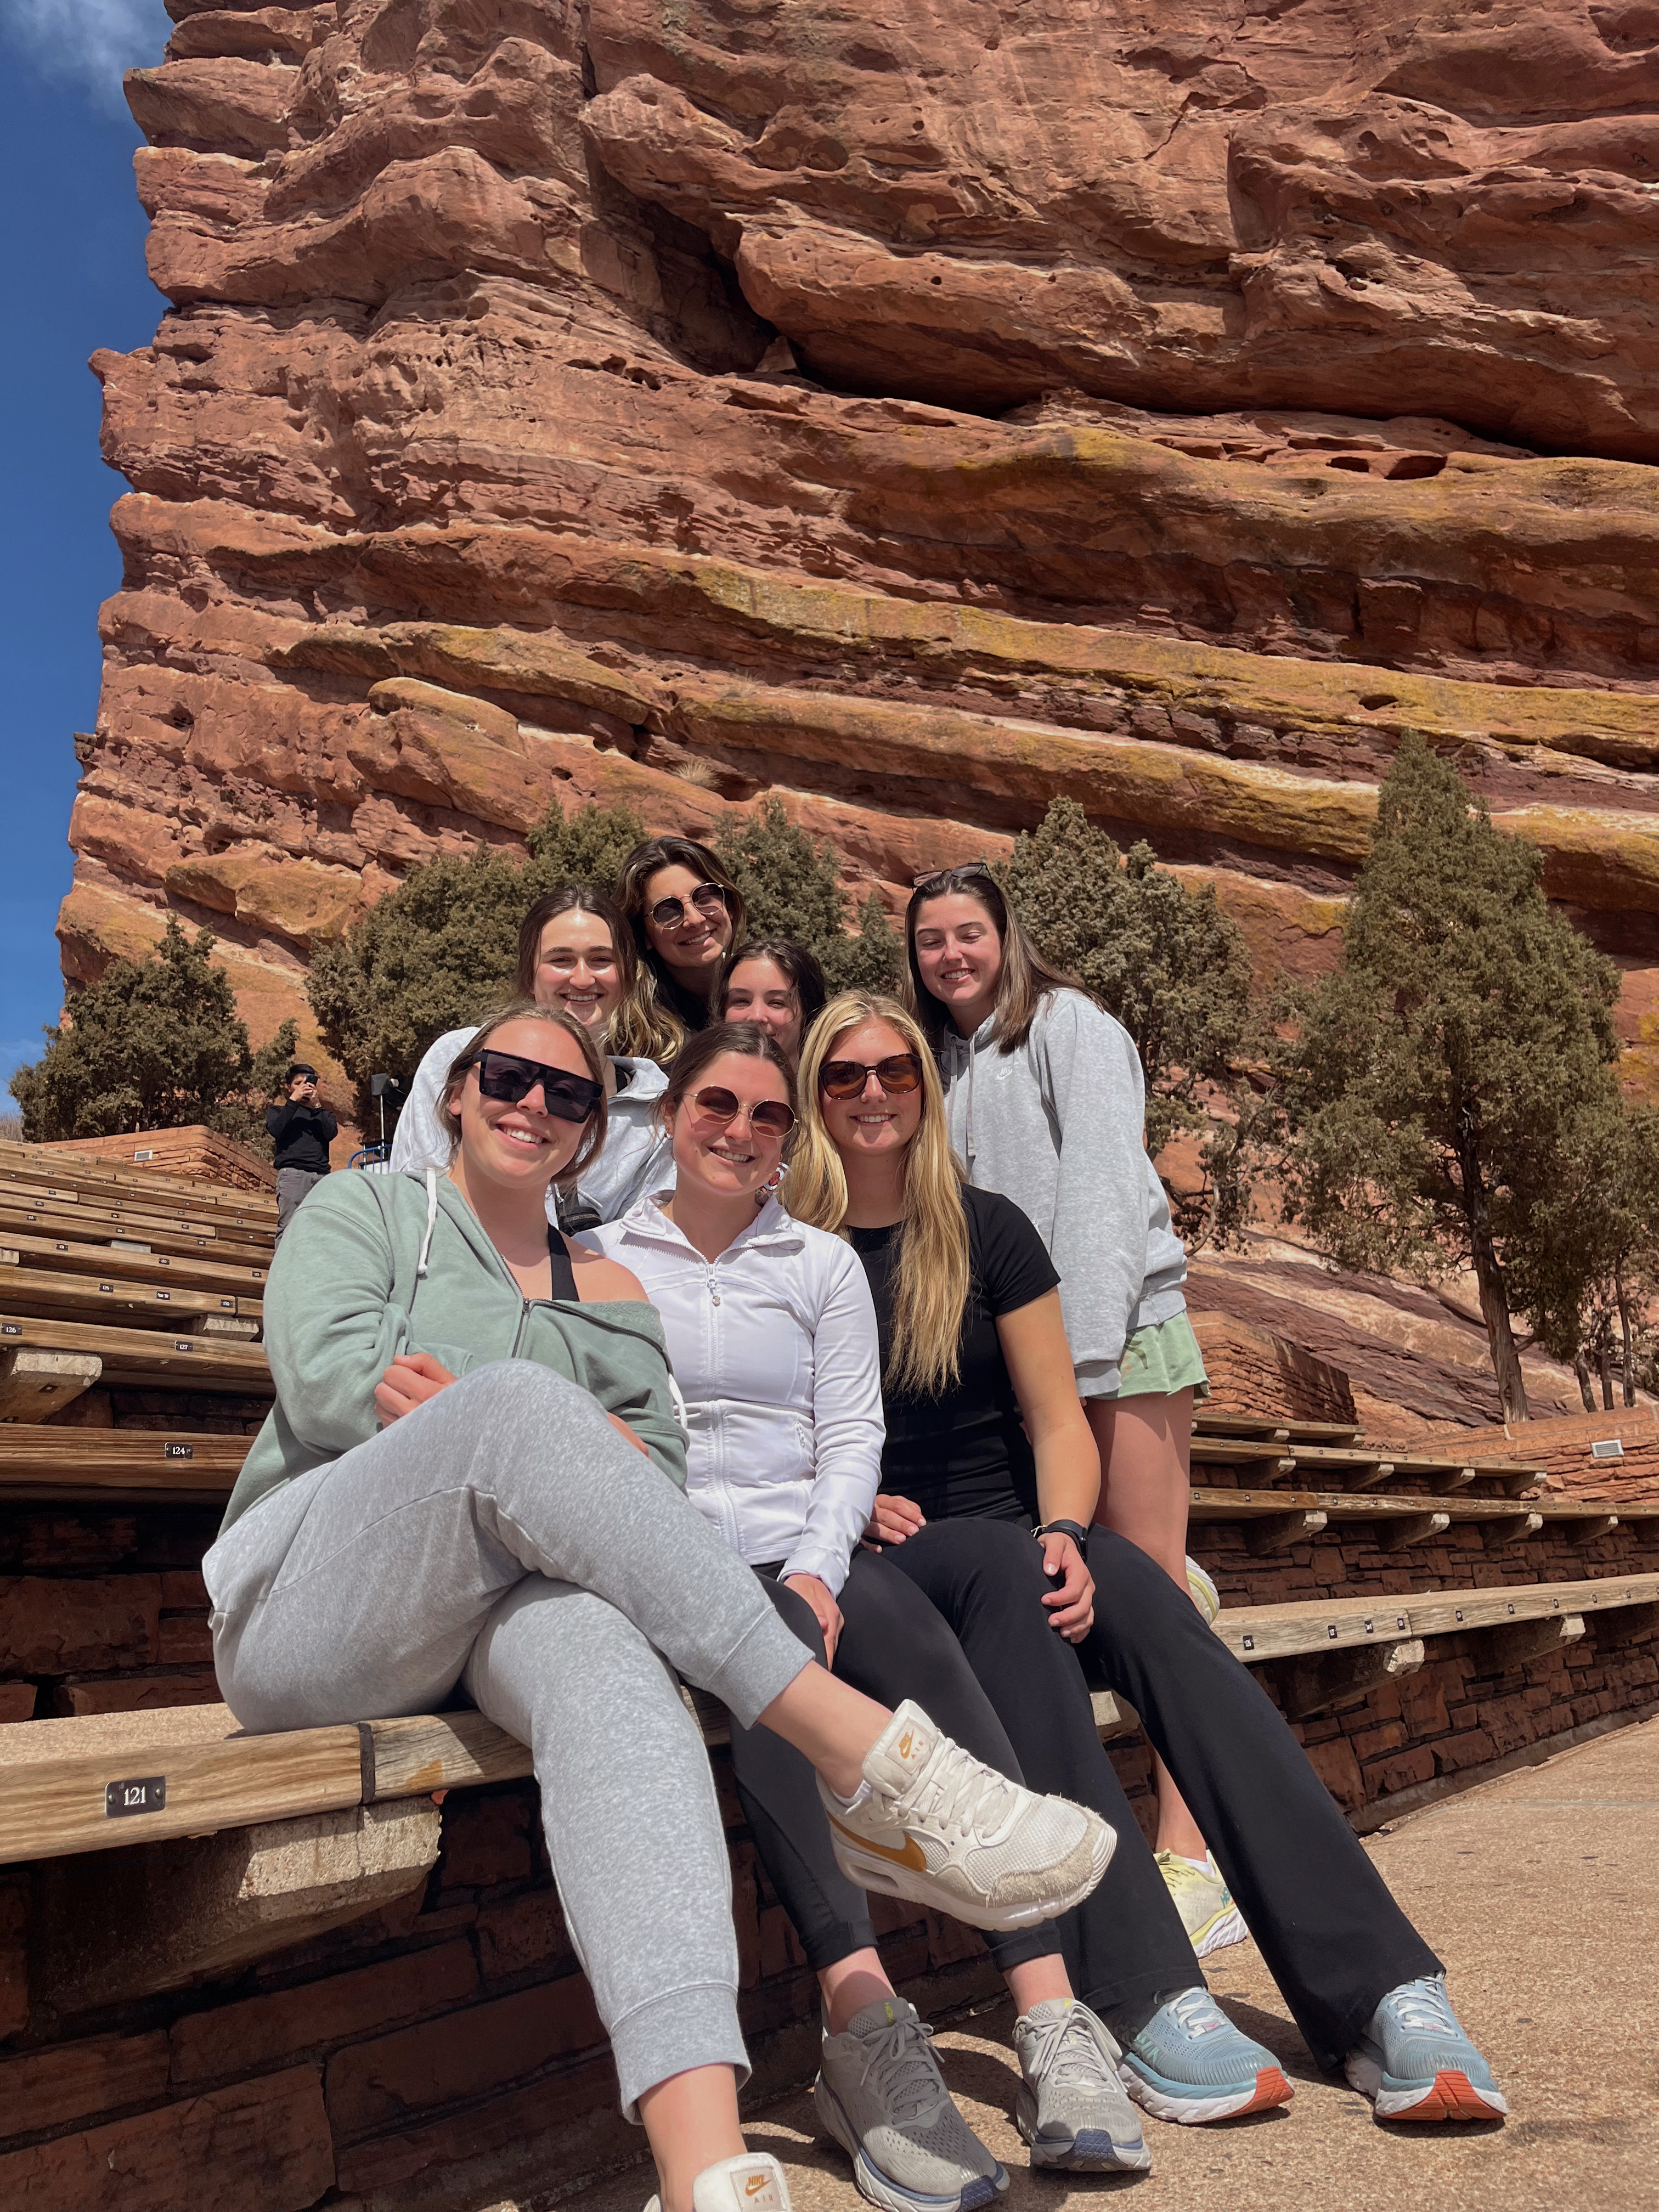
474,1049,603,1124
687,1085,795,1138
910,861,997,894
649,883,730,930
817,1054,923,1099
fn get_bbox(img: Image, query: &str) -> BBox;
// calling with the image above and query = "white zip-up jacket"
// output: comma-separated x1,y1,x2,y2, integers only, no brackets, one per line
584,1192,884,1593
390,1024,672,1225
939,990,1188,1399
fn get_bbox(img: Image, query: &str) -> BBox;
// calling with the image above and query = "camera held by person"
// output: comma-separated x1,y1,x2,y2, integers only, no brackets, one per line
266,1062,338,1241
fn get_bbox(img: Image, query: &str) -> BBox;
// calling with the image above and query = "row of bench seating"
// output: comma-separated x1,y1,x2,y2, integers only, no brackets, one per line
10,1426,1650,1562
7,1569,1654,1867
0,1142,277,1226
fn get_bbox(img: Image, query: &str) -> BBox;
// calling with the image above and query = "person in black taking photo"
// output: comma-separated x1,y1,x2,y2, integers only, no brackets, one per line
266,1063,338,1240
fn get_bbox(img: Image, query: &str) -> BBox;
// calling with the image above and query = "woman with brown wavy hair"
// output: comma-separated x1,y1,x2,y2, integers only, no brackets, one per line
617,836,748,1036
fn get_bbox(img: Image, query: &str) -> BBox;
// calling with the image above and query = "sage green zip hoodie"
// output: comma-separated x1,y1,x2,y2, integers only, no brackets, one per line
221,1167,687,1532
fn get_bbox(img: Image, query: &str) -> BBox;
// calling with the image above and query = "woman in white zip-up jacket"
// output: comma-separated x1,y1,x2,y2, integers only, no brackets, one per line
587,1022,1125,2211
391,884,677,1224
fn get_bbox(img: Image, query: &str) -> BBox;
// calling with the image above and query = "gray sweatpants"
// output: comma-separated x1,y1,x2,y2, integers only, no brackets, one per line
273,1166,326,1241
203,1359,813,2117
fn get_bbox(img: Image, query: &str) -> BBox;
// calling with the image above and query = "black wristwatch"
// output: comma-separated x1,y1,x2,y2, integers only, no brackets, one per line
1034,1519,1090,1548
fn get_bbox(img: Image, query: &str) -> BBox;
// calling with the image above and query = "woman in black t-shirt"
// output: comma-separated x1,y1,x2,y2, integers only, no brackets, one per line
789,992,1505,2137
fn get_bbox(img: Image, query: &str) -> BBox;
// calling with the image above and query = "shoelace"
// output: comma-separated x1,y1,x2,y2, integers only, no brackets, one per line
1024,2007,1121,2090
890,1738,1019,1843
854,2010,948,2125
1378,1977,1459,2040
1160,1855,1215,1894
1163,1988,1229,2041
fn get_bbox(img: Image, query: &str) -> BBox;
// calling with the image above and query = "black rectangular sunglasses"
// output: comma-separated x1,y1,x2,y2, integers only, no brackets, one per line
475,1049,603,1124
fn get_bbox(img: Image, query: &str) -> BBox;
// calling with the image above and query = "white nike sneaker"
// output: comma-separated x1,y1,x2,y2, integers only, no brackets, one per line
817,1700,1115,1931
817,1995,1007,2211
644,2150,792,2212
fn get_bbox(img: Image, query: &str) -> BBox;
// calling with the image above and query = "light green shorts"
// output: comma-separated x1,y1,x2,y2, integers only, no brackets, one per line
1115,1310,1210,1402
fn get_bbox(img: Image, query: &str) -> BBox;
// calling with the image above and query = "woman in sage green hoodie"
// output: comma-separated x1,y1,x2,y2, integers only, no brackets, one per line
205,1001,1110,2212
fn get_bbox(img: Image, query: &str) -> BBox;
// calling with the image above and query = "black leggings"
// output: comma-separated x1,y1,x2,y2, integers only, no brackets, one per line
880,1519,1442,2070
725,1549,1060,1977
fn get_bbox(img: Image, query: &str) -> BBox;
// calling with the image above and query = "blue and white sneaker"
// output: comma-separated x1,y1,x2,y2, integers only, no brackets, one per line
1012,1999,1152,2171
1345,1976,1508,2123
1118,1989,1293,2124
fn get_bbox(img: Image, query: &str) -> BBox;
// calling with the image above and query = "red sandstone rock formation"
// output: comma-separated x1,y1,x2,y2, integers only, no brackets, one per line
60,0,1659,1097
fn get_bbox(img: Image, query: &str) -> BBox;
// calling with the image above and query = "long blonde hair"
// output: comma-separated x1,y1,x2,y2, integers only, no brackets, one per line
792,993,970,1397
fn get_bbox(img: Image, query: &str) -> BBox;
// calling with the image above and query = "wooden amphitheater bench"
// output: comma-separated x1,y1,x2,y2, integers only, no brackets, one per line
0,1153,276,1221
0,1425,249,1503
0,1232,266,1296
0,1261,259,1331
5,1573,1653,2001
1190,1434,1547,1498
1187,1483,1656,1553
0,1198,273,1267
7,1571,1654,1860
0,1313,271,1399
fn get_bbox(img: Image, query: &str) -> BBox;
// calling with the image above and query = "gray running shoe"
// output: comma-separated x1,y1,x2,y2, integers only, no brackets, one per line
1012,1998,1153,2172
820,1700,1114,1932
1345,1976,1508,2122
815,1996,1008,2212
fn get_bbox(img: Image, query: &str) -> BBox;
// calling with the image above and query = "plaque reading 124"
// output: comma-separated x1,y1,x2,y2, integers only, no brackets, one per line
106,1776,166,1818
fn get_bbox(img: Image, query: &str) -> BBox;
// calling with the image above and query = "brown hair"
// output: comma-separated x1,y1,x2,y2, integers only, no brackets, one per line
791,993,970,1396
714,938,828,1052
437,1002,608,1187
903,865,1091,1056
516,882,682,1063
616,836,749,1035
659,1019,798,1134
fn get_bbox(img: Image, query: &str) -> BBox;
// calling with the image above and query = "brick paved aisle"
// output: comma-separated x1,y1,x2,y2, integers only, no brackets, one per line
552,1717,1659,2212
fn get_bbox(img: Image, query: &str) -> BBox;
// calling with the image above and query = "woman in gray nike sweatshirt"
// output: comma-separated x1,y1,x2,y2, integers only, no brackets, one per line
903,865,1217,1872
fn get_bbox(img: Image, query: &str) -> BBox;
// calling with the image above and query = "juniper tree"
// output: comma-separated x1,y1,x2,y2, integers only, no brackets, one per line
307,800,646,1124
1000,798,1255,1244
1267,733,1622,1422
1514,1096,1659,1410
714,796,900,992
10,918,297,1149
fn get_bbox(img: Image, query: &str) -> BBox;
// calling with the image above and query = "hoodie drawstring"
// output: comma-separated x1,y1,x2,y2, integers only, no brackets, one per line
417,1167,439,1279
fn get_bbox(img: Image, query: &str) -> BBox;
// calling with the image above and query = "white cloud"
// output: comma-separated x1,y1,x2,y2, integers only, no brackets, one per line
1,0,171,112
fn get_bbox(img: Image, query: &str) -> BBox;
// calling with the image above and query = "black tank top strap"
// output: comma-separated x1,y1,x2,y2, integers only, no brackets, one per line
546,1223,579,1304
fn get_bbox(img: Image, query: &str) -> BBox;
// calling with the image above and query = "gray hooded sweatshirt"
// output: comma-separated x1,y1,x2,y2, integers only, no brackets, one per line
938,989,1188,1398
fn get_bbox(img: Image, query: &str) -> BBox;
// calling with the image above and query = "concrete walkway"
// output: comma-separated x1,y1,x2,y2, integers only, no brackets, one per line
555,1714,1659,2212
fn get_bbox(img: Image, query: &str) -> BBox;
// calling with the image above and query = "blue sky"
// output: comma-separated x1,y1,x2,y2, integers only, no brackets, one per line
0,0,170,1089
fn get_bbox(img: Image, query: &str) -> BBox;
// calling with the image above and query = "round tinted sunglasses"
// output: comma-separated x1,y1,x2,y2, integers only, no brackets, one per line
649,883,730,930
817,1054,923,1099
687,1085,795,1138
474,1049,603,1124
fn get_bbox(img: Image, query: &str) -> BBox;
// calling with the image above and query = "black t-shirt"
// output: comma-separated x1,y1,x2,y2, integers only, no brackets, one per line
849,1184,1059,1524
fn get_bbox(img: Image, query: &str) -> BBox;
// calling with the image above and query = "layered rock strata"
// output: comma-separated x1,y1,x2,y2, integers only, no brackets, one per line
63,0,1659,1091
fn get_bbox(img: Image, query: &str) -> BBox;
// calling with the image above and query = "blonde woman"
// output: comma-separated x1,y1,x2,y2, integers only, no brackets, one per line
790,992,1506,2134
392,884,678,1222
